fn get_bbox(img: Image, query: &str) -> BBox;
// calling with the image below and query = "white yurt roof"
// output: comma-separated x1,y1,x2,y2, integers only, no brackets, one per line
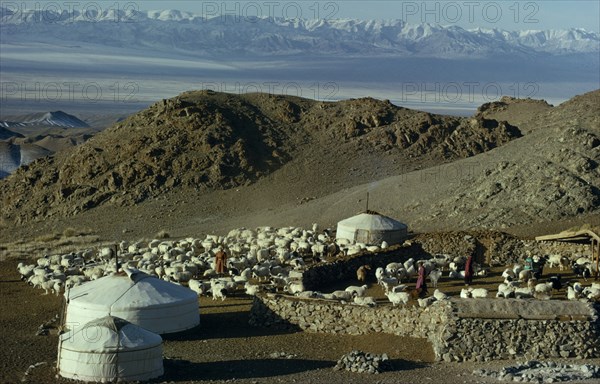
66,270,199,334
337,212,408,231
336,211,408,245
58,316,163,383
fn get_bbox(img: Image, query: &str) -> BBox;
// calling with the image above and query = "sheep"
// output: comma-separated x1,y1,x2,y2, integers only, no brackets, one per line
431,254,451,270
513,263,523,276
210,280,228,301
428,268,442,288
534,282,553,294
449,270,465,279
296,291,324,299
518,269,531,282
345,284,368,298
287,281,305,295
385,262,402,276
375,267,386,281
514,287,534,299
391,284,408,293
547,254,569,271
433,289,448,301
356,265,371,283
533,291,552,300
459,288,471,298
468,288,488,298
385,291,410,306
17,263,35,280
330,290,354,301
170,270,192,284
252,265,270,282
378,276,399,293
353,296,377,307
572,263,592,281
567,286,580,301
188,279,208,296
496,283,516,298
501,268,515,281
418,296,437,308
582,287,600,302
244,282,262,296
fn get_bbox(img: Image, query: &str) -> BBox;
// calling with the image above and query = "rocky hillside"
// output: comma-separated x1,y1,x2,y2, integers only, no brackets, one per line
0,91,520,225
294,89,600,232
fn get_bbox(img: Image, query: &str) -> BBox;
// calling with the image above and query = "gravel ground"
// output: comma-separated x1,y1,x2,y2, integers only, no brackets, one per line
2,260,600,384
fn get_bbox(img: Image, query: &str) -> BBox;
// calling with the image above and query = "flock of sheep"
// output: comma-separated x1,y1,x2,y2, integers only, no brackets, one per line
15,224,600,308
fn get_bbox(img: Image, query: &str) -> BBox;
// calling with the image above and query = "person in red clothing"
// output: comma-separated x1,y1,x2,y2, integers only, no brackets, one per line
415,261,427,297
215,248,227,276
464,255,474,286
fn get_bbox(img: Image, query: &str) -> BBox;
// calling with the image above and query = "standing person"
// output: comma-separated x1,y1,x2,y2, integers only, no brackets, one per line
464,255,474,286
215,247,227,276
524,252,534,271
415,261,427,297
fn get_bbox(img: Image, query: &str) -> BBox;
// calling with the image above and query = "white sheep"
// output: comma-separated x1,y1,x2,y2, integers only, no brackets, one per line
514,287,534,299
385,291,410,306
418,296,437,307
378,276,399,293
17,263,35,280
210,280,228,301
547,254,569,271
582,287,600,301
330,290,353,301
188,279,207,296
567,286,580,301
518,269,531,282
428,268,442,288
433,289,448,301
385,262,402,276
496,283,515,299
534,282,553,294
468,288,488,298
353,296,377,307
345,284,368,298
287,281,305,295
501,268,515,281
244,282,262,296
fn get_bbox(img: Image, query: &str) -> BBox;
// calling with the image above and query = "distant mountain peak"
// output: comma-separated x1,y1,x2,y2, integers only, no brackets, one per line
1,111,89,128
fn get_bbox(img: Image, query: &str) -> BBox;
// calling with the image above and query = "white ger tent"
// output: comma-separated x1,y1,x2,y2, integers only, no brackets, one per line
58,316,163,382
65,270,199,334
336,211,408,245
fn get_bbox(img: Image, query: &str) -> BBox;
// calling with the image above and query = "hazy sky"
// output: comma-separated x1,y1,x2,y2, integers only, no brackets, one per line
12,1,600,31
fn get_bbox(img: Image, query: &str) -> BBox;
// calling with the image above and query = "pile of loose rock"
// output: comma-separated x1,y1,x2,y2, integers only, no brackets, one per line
473,360,600,383
334,350,391,374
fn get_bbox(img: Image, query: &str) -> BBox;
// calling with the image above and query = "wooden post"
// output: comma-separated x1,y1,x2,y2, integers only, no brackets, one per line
595,239,599,280
114,244,119,272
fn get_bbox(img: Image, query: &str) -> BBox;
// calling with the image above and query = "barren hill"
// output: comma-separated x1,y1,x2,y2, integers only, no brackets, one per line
0,90,520,226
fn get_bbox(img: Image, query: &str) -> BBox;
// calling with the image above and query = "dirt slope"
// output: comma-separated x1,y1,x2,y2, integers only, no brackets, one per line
0,90,520,226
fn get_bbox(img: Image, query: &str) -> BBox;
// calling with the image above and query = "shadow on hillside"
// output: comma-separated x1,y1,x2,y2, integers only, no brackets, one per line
162,310,301,341
158,358,333,381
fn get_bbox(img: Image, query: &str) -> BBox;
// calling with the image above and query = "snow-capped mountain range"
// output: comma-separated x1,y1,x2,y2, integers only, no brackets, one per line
1,7,598,57
0,111,89,128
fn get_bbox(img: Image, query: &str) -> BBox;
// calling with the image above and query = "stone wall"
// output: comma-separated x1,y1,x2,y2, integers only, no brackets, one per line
413,231,592,266
250,294,600,362
301,243,421,290
249,230,599,362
